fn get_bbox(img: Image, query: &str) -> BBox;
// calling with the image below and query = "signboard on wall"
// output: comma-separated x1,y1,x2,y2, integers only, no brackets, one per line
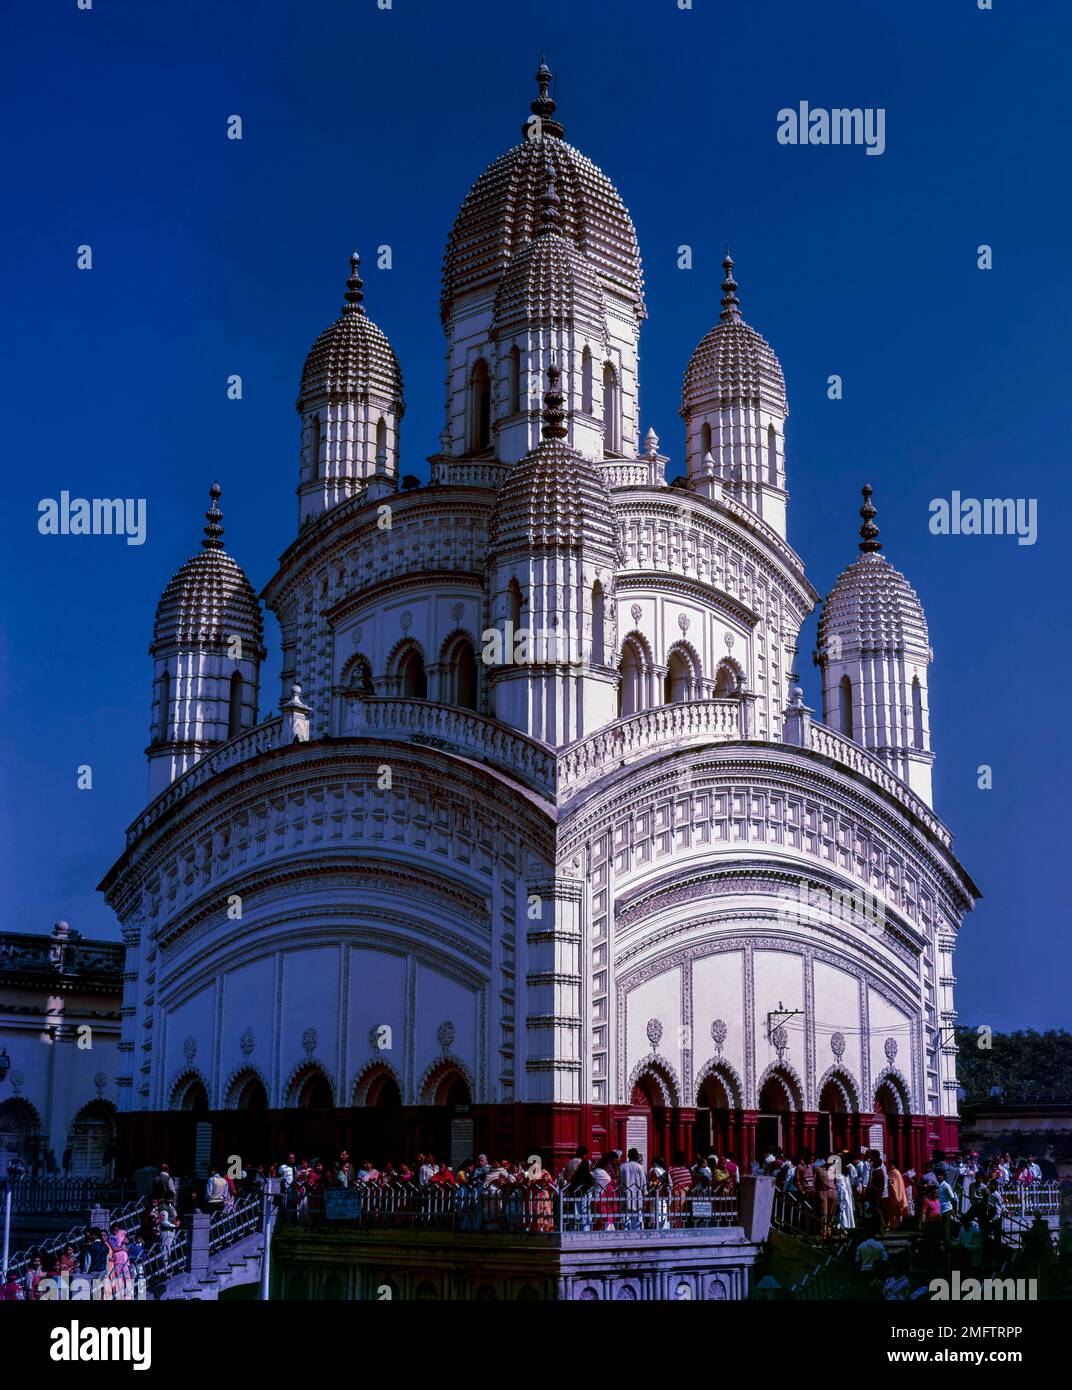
194,1122,212,1178
868,1122,885,1154
626,1115,648,1165
450,1118,474,1170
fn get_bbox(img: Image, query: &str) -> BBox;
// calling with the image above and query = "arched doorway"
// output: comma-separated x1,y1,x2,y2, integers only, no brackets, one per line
0,1098,43,1173
226,1071,268,1110
66,1101,117,1178
693,1068,740,1159
873,1077,909,1169
421,1064,472,1107
816,1074,855,1157
628,1062,679,1163
171,1074,209,1112
756,1068,802,1157
287,1065,334,1109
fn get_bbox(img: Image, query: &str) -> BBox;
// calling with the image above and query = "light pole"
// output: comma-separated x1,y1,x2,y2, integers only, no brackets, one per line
1,1180,11,1278
260,1177,279,1301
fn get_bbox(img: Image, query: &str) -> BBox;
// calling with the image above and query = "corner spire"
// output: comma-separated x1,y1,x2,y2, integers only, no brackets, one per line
202,481,225,550
541,363,568,440
342,248,365,317
522,58,565,140
858,483,882,553
536,157,561,234
719,249,741,323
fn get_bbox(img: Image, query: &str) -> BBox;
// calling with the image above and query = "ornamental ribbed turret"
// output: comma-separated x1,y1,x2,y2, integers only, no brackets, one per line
147,483,265,798
296,250,405,525
682,253,789,537
815,486,936,805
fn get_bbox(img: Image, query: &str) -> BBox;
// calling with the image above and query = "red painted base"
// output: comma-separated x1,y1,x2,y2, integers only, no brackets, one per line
114,1104,957,1179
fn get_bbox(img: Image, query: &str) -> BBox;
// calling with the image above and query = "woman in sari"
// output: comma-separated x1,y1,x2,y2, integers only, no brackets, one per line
591,1154,618,1231
886,1164,909,1231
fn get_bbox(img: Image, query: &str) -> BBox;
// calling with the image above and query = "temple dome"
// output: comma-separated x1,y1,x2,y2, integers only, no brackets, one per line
818,490,930,657
151,485,264,653
297,252,404,414
492,164,608,337
491,367,618,553
681,254,787,416
441,65,644,325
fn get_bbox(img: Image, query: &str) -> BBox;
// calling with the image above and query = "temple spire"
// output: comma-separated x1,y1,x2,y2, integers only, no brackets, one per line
342,248,365,317
541,364,568,440
522,58,565,140
858,483,883,553
719,249,741,323
202,481,225,551
536,158,561,234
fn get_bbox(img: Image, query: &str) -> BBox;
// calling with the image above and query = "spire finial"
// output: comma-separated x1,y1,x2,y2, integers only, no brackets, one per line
523,58,565,140
719,249,741,322
202,481,225,550
541,364,568,441
537,156,561,234
342,248,365,316
858,483,882,553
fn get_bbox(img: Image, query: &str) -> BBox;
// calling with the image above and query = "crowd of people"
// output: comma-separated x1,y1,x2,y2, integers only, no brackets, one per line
2,1141,1057,1299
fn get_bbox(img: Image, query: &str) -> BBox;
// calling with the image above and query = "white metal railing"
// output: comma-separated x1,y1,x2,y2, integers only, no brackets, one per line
998,1182,1060,1217
208,1195,262,1254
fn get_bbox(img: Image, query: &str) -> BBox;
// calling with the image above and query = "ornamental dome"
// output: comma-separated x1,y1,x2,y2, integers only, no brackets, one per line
817,487,930,657
491,367,618,553
151,484,264,653
681,254,787,417
492,163,608,337
441,63,644,324
297,251,404,414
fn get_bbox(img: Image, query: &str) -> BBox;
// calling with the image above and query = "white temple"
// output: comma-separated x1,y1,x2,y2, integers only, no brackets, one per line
99,64,978,1173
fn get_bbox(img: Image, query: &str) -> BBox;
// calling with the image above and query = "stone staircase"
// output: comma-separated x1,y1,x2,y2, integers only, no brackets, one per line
156,1226,267,1301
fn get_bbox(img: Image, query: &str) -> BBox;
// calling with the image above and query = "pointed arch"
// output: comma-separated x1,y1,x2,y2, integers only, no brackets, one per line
755,1063,804,1113
872,1067,912,1116
664,641,702,703
816,1066,861,1113
0,1097,43,1165
713,656,745,698
469,358,492,451
617,631,652,717
581,346,593,414
506,577,524,632
351,1059,405,1108
284,1062,335,1109
438,629,479,711
694,1058,744,1110
309,414,322,481
507,346,521,414
224,1067,269,1110
591,581,606,666
341,652,374,695
156,669,171,744
602,362,621,455
228,670,243,738
627,1055,682,1108
839,674,854,739
65,1099,118,1178
168,1069,210,1112
767,423,778,485
911,676,923,749
375,415,388,468
701,421,712,457
418,1056,475,1106
386,638,428,700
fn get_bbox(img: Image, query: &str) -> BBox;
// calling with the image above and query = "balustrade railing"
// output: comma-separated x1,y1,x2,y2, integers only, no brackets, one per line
557,699,743,794
3,1177,134,1214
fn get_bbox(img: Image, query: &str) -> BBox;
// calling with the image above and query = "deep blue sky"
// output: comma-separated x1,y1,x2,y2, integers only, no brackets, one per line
1,1,1068,1031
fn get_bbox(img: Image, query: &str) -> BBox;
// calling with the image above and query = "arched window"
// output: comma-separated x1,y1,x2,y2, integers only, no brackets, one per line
618,638,645,717
664,649,692,704
228,670,243,738
767,424,778,485
714,660,739,698
912,676,923,749
228,1072,268,1110
65,1102,117,1178
443,636,478,710
701,422,712,457
507,578,523,633
309,415,322,481
375,416,387,468
591,582,606,666
157,669,170,744
470,359,491,451
581,347,593,414
508,347,521,414
398,647,427,700
348,657,373,695
290,1066,333,1109
602,363,621,455
839,674,854,739
174,1077,208,1112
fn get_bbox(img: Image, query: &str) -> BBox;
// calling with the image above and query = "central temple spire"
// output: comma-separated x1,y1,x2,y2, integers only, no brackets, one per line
859,483,883,553
719,250,741,323
522,58,565,139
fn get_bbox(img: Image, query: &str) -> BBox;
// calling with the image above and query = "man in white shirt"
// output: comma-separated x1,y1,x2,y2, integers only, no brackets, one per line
621,1148,646,1228
855,1234,888,1274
